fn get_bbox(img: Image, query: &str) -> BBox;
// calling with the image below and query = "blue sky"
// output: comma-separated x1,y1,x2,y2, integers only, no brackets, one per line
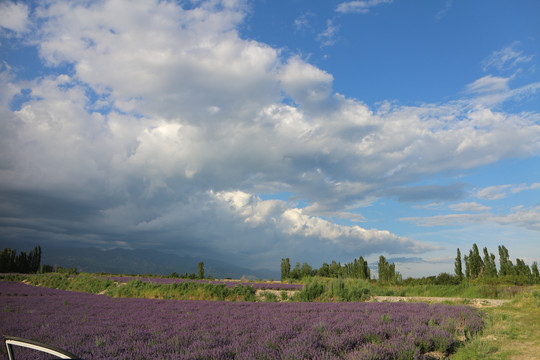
1,0,539,277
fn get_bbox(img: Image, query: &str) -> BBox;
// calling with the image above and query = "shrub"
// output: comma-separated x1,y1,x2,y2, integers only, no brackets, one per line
294,278,326,301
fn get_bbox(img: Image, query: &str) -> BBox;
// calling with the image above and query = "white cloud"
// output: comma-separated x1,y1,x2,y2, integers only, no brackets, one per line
213,190,440,255
1,0,540,269
279,57,334,110
316,19,339,47
435,0,453,21
449,202,491,212
401,205,540,232
35,0,279,121
511,182,540,194
476,182,540,201
0,2,29,33
482,42,534,72
294,12,314,31
476,185,512,200
336,0,393,14
466,75,510,94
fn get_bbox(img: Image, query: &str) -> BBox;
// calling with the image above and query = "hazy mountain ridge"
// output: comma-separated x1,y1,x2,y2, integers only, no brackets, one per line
0,242,279,280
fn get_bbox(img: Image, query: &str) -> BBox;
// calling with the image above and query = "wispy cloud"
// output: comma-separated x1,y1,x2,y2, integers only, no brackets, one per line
476,183,540,201
449,202,491,212
336,0,393,14
294,12,314,32
463,74,540,107
435,0,453,21
401,205,540,232
482,42,534,72
316,19,340,47
465,75,511,95
511,183,540,194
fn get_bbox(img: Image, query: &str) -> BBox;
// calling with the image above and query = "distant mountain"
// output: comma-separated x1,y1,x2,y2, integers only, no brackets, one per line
37,246,279,280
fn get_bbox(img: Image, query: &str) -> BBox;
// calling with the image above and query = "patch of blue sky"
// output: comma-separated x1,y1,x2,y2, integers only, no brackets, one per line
0,42,44,80
244,0,540,108
9,87,33,111
258,191,294,202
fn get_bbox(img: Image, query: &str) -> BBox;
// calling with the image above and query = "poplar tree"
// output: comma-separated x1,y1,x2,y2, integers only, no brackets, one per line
532,262,539,283
498,245,514,277
468,244,484,279
454,248,463,280
280,258,291,280
197,262,205,279
482,247,497,278
378,256,388,283
463,253,471,279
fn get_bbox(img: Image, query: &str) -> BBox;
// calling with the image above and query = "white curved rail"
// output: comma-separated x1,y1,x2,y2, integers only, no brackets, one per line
3,336,80,359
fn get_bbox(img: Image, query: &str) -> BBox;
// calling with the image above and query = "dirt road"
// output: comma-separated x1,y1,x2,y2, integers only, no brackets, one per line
369,295,509,307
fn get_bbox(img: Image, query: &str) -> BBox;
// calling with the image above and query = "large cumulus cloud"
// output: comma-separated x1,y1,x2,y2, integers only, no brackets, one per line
1,0,539,269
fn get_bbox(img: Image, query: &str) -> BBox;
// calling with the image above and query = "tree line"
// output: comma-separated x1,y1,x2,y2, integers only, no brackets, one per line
0,246,41,273
282,244,539,285
455,244,539,284
168,262,207,280
281,255,400,283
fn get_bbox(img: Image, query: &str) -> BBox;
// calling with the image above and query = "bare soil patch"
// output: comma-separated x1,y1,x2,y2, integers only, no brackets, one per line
369,295,509,307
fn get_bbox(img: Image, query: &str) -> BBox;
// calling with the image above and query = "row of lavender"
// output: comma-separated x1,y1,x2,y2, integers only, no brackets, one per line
103,275,304,290
1,281,483,359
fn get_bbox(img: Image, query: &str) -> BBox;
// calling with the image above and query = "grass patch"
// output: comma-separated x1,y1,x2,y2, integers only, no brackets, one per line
451,287,540,359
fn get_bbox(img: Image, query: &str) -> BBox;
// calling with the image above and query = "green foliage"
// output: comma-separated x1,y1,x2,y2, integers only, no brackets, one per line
280,258,290,281
377,256,399,284
458,244,539,285
455,248,464,280
293,278,326,302
285,256,370,281
329,278,371,301
261,291,278,302
465,244,484,280
482,247,497,278
67,274,115,294
289,262,314,280
0,246,41,273
498,245,513,277
27,273,70,289
0,273,28,282
452,286,540,359
197,262,205,279
532,262,540,283
106,279,257,301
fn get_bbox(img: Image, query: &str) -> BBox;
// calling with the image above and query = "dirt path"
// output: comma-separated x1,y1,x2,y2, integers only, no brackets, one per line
369,295,509,307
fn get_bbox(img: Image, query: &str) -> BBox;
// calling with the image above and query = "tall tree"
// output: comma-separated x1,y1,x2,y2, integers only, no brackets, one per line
515,259,531,280
0,246,41,274
532,262,539,283
378,256,388,283
468,244,484,279
281,258,291,281
463,253,471,279
197,262,205,279
482,247,497,278
358,256,370,280
455,248,463,280
498,245,514,277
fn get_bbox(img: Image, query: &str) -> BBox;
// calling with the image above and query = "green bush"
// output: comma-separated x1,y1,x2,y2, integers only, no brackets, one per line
294,278,326,301
261,291,278,302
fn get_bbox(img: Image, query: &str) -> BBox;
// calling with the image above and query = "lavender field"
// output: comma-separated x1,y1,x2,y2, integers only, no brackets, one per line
0,281,484,359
